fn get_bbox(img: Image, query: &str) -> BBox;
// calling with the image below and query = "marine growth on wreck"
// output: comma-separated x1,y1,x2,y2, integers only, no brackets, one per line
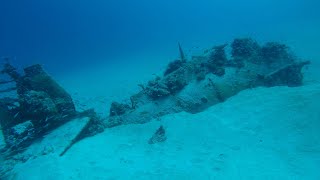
0,63,104,156
0,37,310,177
107,38,310,127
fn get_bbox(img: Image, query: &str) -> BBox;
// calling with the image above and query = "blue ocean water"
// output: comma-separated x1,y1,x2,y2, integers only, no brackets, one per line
1,0,319,74
1,0,320,179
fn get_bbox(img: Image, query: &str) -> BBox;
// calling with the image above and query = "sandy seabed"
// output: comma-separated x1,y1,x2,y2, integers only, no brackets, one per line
1,49,320,179
5,81,319,180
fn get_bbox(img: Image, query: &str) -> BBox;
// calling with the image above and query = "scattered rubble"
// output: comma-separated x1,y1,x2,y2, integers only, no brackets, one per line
148,125,167,144
0,63,104,156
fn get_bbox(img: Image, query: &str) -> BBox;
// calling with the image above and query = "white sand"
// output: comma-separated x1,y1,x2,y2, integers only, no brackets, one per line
7,82,320,179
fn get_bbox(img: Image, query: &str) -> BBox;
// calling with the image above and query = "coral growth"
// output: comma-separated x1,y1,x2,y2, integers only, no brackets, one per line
164,43,187,76
146,67,188,99
0,63,21,81
19,90,58,120
106,37,310,128
145,77,171,99
231,38,260,59
109,102,131,117
263,61,310,87
0,37,310,159
164,68,187,93
207,44,228,76
21,64,76,115
260,42,295,64
6,121,35,149
231,38,296,66
0,63,100,154
164,59,186,76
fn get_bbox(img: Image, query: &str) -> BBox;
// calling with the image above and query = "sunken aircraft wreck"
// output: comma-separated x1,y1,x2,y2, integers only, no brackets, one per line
0,38,310,158
0,62,104,156
107,38,310,127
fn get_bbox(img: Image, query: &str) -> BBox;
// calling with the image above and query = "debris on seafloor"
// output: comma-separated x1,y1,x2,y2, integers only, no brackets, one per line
148,125,167,144
59,109,104,156
0,62,104,156
106,38,310,127
0,38,312,175
59,117,91,156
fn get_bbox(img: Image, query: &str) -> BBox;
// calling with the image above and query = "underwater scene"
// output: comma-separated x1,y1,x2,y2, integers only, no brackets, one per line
0,0,320,179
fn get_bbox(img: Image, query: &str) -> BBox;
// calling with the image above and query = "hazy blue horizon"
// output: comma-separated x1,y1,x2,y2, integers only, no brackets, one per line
0,0,319,74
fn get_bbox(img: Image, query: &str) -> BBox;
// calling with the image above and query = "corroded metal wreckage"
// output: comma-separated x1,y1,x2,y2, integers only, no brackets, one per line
0,38,311,159
107,38,310,127
0,63,104,156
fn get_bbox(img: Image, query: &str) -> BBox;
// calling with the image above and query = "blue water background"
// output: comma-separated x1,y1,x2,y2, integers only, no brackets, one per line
0,0,319,76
